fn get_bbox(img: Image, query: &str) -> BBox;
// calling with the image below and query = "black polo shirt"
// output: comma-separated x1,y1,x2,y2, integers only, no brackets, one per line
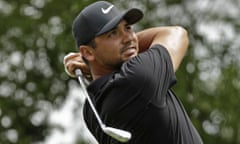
83,44,203,144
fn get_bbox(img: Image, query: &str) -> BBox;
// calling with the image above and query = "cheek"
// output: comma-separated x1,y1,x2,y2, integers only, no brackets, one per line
134,35,139,47
101,41,121,55
95,45,121,61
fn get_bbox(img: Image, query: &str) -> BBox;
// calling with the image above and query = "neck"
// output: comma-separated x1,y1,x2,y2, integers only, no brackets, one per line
90,64,115,80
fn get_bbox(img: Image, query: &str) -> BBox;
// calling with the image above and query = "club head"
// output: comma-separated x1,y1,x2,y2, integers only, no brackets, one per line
102,126,132,142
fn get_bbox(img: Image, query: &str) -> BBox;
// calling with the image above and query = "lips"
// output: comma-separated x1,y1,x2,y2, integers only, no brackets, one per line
120,46,137,59
120,46,136,54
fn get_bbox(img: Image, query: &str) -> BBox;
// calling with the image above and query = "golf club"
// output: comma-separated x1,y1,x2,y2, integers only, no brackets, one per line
75,69,132,143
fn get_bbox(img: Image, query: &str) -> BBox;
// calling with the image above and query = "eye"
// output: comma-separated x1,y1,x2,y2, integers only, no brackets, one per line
126,25,133,31
107,29,117,38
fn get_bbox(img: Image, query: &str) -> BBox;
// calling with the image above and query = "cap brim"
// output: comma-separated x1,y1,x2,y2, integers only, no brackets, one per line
96,8,143,36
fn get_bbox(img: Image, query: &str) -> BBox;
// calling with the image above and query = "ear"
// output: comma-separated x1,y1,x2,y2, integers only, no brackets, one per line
79,45,95,62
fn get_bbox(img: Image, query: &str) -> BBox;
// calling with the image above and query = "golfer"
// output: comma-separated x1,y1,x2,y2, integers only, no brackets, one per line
64,1,203,144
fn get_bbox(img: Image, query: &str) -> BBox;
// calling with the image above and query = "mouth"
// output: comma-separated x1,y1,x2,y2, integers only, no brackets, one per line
120,46,136,53
120,46,137,58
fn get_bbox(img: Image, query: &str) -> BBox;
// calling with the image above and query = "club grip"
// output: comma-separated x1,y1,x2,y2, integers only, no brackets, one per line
75,69,83,77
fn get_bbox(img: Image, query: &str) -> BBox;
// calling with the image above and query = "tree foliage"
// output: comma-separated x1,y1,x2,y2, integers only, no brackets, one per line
0,0,240,144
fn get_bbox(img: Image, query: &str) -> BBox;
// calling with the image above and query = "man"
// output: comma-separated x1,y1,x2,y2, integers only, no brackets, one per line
64,1,203,144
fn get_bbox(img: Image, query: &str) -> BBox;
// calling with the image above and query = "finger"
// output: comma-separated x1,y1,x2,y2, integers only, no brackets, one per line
63,52,91,78
63,52,81,65
66,61,81,75
66,60,89,76
64,63,75,77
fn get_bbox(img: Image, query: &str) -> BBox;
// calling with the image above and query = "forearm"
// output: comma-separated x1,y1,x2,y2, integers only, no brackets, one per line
136,26,189,72
137,27,172,52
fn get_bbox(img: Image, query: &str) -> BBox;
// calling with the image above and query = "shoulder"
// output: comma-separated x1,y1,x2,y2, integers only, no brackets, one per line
120,44,172,74
136,44,172,66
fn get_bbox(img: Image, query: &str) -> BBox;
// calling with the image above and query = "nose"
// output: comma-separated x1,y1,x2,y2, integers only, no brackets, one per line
122,31,133,44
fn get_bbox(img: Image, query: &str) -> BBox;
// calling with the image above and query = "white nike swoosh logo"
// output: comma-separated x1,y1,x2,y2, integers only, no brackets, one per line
101,5,114,14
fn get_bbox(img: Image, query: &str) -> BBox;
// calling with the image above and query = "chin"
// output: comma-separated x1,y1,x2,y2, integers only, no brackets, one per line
123,54,137,61
130,52,138,58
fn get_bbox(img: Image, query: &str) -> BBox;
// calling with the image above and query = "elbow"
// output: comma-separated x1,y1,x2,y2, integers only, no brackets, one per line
174,26,188,35
174,26,189,48
170,26,189,72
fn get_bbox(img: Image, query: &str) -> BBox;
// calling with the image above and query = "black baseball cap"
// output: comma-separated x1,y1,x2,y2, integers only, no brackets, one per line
72,1,143,48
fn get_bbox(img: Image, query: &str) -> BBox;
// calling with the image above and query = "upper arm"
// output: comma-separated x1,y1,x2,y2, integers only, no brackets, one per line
151,26,189,72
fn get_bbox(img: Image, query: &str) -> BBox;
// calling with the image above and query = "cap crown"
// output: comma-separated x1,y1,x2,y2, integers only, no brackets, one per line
72,1,143,48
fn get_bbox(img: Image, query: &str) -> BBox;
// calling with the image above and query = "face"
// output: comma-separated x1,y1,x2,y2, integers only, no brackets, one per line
92,20,139,70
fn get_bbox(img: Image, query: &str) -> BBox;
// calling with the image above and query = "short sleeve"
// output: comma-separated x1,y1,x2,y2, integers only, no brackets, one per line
110,44,177,109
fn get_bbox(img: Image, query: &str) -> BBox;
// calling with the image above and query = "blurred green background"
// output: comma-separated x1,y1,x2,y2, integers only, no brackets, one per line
0,0,240,143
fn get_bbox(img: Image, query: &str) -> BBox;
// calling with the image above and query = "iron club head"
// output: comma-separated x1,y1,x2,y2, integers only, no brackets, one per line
102,126,132,143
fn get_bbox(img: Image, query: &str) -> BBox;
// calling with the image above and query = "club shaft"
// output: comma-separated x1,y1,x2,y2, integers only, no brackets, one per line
75,69,105,128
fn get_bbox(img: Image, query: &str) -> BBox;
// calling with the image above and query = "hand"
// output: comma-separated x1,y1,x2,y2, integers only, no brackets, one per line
63,52,92,80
